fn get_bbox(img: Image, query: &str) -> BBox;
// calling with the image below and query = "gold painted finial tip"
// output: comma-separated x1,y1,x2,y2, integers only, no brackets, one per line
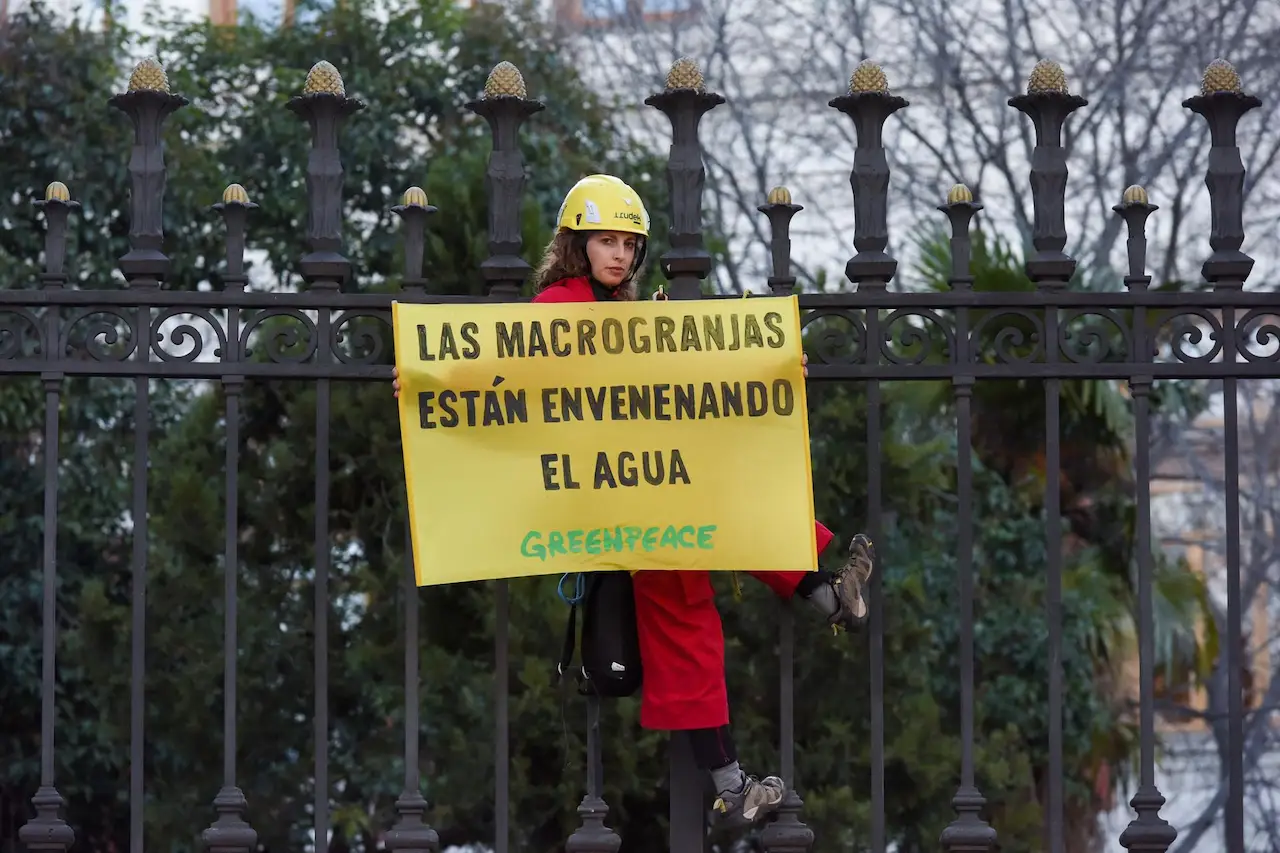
1027,59,1069,95
127,56,170,93
947,183,973,204
303,60,346,97
848,59,889,94
1122,185,1149,205
665,57,705,92
1201,58,1243,95
44,181,70,202
401,186,428,208
222,183,249,205
766,186,792,205
484,61,528,99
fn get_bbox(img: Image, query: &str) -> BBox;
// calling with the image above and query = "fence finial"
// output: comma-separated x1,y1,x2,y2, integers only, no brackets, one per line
938,183,982,291
645,57,725,300
391,186,438,294
1008,59,1086,290
1183,58,1259,291
1111,185,1157,291
212,182,257,294
108,56,188,288
758,186,803,296
466,61,544,301
829,59,908,290
33,181,80,289
287,61,365,291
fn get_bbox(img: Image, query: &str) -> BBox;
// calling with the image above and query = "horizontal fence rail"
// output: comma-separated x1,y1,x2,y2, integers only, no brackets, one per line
1,46,1267,853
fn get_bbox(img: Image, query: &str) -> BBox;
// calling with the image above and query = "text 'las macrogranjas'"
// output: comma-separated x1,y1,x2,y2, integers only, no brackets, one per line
415,310,788,361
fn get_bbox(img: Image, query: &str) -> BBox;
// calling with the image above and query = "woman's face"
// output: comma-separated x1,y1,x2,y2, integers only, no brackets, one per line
584,230,639,287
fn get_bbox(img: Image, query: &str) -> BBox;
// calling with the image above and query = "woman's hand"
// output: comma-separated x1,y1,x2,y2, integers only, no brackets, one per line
802,352,808,379
392,366,401,399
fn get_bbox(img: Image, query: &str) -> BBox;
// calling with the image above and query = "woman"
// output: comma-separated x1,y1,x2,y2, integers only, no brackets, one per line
392,174,876,829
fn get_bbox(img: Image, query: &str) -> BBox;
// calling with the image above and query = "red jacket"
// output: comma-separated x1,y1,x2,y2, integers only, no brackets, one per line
533,275,833,730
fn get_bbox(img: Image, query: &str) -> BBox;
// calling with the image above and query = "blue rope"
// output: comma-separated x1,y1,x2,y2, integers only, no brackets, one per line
557,572,585,605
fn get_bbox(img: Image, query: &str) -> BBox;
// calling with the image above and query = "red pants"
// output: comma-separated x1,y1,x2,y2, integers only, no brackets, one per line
632,522,835,730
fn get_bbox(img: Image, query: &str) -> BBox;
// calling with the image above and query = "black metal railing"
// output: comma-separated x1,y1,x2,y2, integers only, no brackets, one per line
2,50,1267,853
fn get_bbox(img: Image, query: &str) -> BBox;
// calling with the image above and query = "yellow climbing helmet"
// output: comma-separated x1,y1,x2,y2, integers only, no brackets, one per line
556,174,650,237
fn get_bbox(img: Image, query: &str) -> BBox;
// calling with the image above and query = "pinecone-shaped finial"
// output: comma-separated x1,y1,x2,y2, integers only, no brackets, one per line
128,57,170,93
1027,59,1069,94
222,183,250,205
665,57,705,92
1121,185,1149,205
45,181,70,202
1201,58,1243,95
401,186,428,207
303,60,346,96
484,61,528,98
766,186,792,205
848,60,890,94
946,183,973,204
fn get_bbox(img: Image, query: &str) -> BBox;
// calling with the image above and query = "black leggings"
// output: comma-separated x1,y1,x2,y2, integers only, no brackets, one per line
688,725,738,771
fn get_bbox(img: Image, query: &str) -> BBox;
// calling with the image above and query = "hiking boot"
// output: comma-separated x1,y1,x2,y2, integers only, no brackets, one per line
711,774,786,828
829,533,875,633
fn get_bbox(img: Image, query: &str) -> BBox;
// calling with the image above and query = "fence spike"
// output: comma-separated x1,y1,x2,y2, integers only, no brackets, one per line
757,185,803,296
108,57,188,288
287,61,364,291
938,183,982,291
212,183,257,293
33,181,80,289
1008,59,1086,291
829,60,908,291
1183,58,1259,291
391,186,438,293
1112,186,1157,291
645,57,725,300
465,61,543,301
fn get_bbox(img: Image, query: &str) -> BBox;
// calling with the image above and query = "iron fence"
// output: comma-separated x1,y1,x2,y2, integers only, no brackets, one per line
1,49,1269,853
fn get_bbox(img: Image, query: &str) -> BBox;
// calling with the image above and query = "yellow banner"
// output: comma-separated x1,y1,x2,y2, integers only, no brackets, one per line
392,296,818,586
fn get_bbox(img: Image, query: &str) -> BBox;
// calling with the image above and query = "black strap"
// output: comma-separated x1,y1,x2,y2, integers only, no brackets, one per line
557,600,578,682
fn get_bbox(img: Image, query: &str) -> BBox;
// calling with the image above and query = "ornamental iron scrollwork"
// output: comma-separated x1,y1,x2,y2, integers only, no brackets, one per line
967,309,1045,366
1057,307,1131,364
880,307,955,366
151,307,231,363
1234,308,1280,364
240,308,320,365
331,309,393,366
800,308,867,365
0,308,45,361
1151,307,1225,365
61,307,139,362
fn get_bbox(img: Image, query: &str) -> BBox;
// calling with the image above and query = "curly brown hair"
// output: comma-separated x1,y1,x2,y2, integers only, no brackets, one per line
531,228,642,301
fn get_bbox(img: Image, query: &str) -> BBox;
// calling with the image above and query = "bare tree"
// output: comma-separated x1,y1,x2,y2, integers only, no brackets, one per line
557,0,1280,293
1150,378,1280,852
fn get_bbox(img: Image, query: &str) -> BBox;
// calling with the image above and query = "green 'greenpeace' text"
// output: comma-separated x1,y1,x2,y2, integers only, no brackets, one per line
520,524,717,561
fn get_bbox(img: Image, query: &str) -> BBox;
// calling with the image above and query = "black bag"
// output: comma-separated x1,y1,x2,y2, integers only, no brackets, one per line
557,570,643,698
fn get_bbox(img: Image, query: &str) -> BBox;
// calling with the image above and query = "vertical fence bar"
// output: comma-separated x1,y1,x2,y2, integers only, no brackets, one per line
938,184,997,853
465,61,543,853
1184,58,1259,853
1114,185,1177,853
757,186,814,853
645,57,725,852
1008,60,1084,853
18,181,78,853
288,61,363,853
106,57,186,853
566,695,620,853
830,59,906,853
386,188,440,853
